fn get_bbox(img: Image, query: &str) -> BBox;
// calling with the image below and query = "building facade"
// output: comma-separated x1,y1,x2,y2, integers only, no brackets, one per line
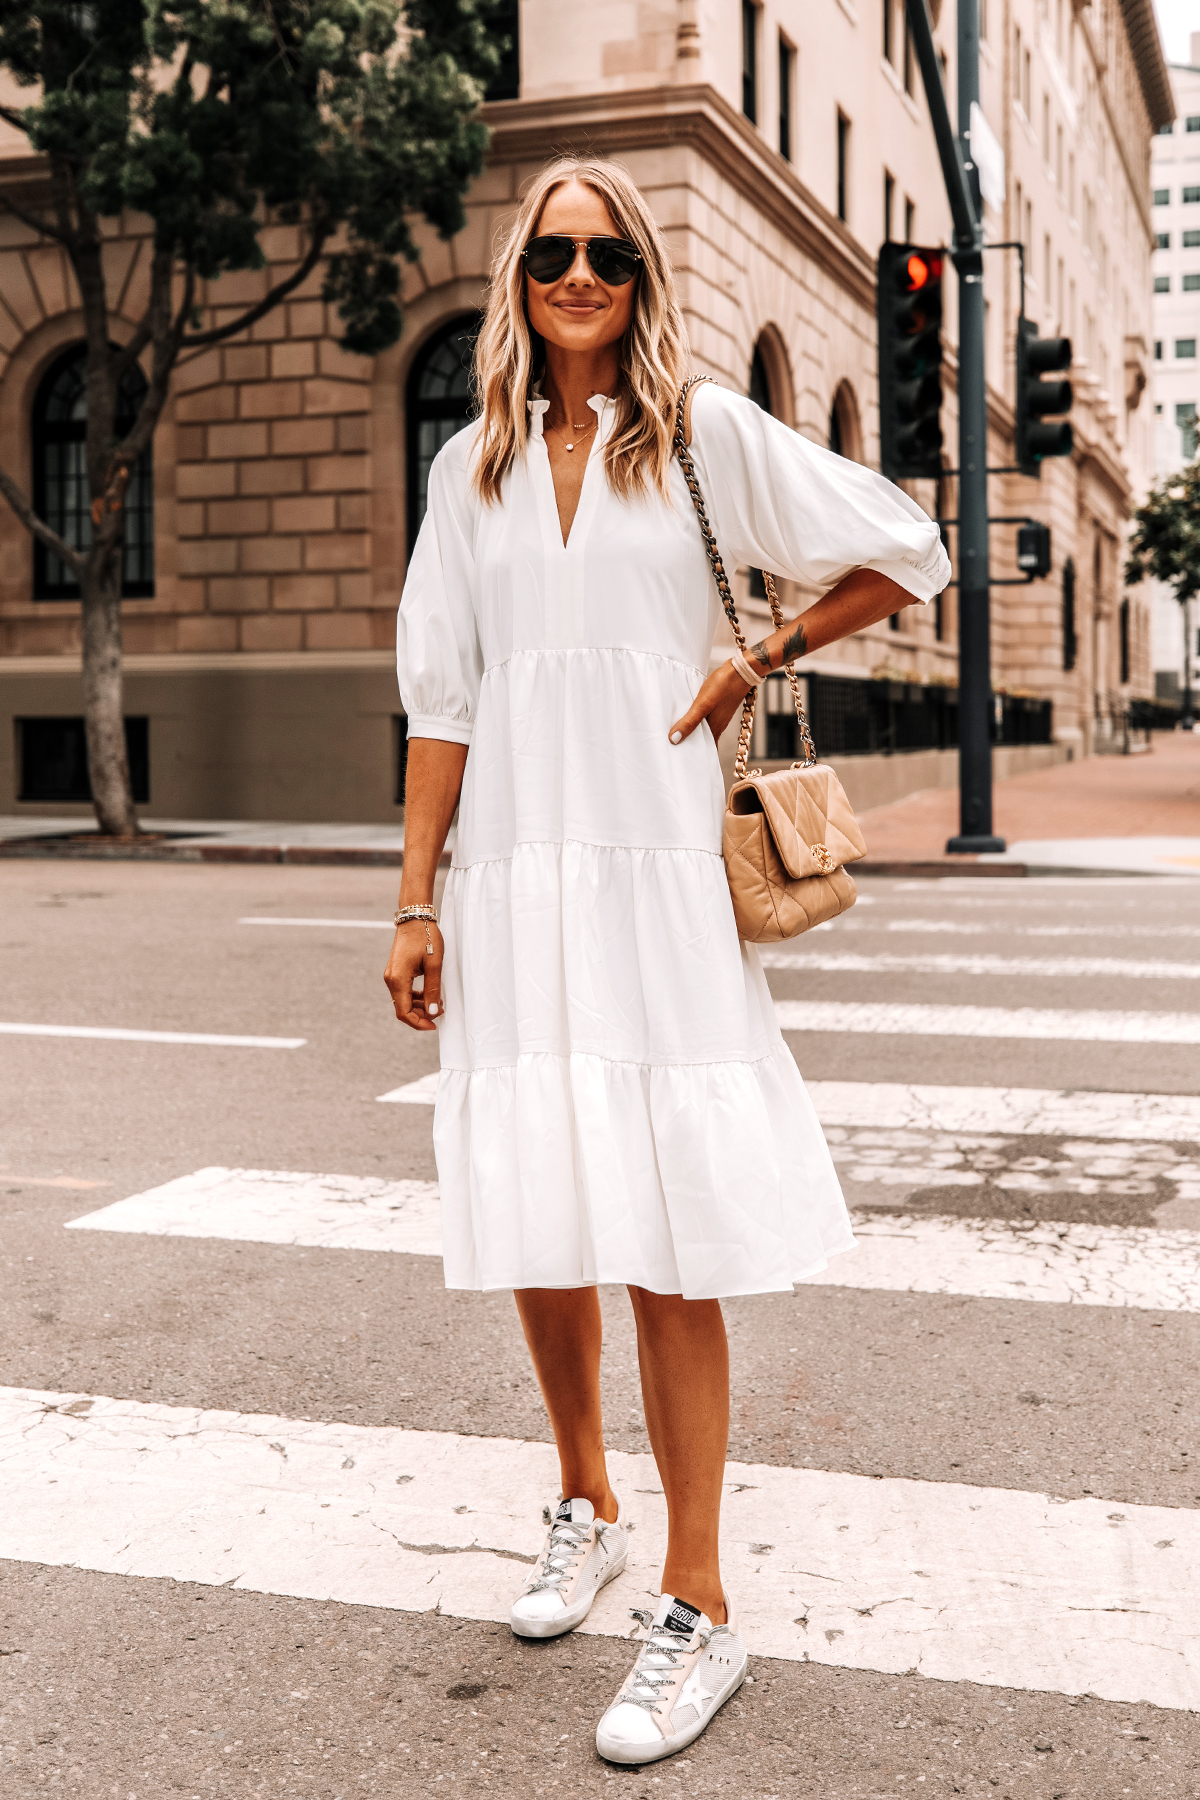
0,0,1171,821
1149,38,1200,706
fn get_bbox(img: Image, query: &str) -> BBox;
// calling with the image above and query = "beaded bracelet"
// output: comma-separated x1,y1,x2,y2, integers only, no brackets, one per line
395,903,438,958
394,904,437,926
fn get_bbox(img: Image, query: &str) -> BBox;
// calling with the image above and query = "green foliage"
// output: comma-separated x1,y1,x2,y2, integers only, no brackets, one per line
1125,462,1200,606
0,0,500,353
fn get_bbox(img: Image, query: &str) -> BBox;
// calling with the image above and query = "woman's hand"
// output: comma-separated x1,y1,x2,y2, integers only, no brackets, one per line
384,920,445,1031
668,660,751,747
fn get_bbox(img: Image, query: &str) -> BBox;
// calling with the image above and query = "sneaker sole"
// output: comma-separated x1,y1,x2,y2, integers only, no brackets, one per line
595,1653,747,1765
509,1548,629,1641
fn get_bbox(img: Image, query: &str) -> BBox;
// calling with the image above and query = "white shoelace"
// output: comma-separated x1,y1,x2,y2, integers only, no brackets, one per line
613,1608,730,1713
524,1508,607,1596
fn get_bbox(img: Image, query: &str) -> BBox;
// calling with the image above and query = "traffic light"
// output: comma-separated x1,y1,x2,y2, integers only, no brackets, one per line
1016,318,1073,477
1016,520,1051,578
877,242,945,481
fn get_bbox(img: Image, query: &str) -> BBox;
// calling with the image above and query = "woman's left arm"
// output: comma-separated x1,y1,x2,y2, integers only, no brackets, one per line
669,566,912,746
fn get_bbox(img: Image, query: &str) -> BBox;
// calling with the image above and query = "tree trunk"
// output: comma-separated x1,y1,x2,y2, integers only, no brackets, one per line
81,567,137,836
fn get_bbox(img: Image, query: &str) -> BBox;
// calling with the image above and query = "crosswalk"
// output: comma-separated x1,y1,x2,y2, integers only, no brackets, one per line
8,872,1200,1747
67,1147,1200,1310
3,1388,1195,1709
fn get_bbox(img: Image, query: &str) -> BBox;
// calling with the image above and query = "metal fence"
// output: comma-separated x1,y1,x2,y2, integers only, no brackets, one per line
762,674,1053,761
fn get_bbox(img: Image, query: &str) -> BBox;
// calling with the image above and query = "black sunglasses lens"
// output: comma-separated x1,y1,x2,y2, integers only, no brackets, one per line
586,239,640,285
524,237,575,283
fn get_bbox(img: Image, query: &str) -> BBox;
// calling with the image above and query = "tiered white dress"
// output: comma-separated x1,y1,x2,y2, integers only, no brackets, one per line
396,380,951,1300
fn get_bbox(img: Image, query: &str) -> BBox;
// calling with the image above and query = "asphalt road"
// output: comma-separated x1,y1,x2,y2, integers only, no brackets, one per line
1,861,1198,1797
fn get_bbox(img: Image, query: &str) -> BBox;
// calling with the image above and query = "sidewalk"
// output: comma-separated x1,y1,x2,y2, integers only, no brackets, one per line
0,816,415,865
857,730,1200,875
2,733,1197,874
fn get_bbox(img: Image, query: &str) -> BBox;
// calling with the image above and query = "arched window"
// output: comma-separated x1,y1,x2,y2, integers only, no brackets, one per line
32,345,153,600
406,315,479,555
828,379,863,461
749,343,771,413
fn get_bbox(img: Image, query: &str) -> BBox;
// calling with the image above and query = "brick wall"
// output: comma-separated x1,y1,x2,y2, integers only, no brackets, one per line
171,238,387,658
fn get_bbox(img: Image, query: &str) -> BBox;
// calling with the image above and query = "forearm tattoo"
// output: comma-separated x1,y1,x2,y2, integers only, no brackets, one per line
779,620,808,666
747,620,808,675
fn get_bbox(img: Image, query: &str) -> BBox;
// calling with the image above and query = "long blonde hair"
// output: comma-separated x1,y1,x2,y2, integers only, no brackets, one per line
472,158,690,505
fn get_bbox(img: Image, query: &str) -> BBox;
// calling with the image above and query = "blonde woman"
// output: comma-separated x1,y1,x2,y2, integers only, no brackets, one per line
387,157,949,1764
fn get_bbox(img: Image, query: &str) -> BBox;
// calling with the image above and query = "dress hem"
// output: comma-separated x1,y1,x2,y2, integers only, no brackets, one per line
441,1230,859,1301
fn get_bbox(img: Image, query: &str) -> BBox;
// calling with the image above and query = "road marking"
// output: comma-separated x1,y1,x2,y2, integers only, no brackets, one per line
760,950,1200,980
806,1213,1200,1311
377,1076,1200,1140
66,1166,1200,1311
240,917,393,930
67,1168,441,1256
1,1388,1194,1710
0,1023,306,1049
0,1171,109,1190
775,1000,1200,1045
806,1081,1200,1141
377,1071,440,1104
881,920,1200,940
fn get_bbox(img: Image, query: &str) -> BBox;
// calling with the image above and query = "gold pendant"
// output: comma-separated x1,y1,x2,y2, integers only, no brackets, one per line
565,442,575,452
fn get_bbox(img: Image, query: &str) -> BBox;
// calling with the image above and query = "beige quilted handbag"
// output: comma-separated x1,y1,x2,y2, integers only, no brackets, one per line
675,376,867,942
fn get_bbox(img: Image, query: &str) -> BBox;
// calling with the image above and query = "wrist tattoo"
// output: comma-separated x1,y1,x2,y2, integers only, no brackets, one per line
748,638,773,671
779,621,808,666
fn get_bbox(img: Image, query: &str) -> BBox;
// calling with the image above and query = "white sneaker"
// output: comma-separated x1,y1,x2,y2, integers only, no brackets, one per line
595,1592,747,1764
509,1496,628,1640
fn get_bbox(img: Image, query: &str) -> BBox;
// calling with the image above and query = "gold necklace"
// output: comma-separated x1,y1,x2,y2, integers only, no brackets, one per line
546,416,598,454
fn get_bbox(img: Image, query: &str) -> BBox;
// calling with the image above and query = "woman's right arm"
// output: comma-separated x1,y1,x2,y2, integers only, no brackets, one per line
387,434,481,1032
383,739,468,1031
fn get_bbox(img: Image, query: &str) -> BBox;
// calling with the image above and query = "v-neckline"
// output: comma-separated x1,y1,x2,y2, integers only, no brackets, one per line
530,393,609,554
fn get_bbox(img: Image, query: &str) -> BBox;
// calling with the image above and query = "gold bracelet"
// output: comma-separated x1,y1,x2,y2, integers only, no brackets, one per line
395,903,436,956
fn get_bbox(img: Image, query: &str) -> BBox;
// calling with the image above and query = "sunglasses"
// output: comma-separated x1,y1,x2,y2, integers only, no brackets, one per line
522,234,643,287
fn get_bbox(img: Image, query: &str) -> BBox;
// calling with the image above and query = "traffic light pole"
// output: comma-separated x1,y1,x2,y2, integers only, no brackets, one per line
906,0,1005,852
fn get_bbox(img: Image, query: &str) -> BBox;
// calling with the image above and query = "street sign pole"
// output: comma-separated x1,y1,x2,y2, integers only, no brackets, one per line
905,0,1005,852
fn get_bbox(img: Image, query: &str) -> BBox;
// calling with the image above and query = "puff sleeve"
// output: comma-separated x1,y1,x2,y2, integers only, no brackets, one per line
687,381,951,604
396,435,483,745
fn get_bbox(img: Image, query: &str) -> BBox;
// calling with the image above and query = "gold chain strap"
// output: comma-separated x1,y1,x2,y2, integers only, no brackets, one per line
673,377,817,780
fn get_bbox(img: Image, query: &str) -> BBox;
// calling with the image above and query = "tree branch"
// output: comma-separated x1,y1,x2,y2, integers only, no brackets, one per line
182,232,327,349
110,308,155,387
0,190,69,245
112,265,194,467
0,465,84,574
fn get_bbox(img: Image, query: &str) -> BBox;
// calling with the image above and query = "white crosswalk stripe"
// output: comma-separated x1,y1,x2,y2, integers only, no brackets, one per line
775,1000,1200,1043
377,1075,1200,1140
3,1388,1196,1710
760,948,1200,979
66,1164,1200,1311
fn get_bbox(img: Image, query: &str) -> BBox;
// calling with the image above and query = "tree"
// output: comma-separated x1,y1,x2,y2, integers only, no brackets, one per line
1125,461,1200,730
0,0,499,833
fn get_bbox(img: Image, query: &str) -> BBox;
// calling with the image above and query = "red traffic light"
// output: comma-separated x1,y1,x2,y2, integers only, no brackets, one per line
905,252,943,289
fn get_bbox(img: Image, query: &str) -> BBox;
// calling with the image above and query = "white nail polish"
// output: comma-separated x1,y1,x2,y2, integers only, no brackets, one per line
428,1003,439,1016
669,730,682,744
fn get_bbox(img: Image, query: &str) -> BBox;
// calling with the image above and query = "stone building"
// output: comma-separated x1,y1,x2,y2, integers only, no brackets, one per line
1148,35,1200,708
0,0,1171,822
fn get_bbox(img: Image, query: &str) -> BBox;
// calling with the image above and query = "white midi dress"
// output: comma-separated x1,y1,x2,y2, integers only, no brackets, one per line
396,380,951,1300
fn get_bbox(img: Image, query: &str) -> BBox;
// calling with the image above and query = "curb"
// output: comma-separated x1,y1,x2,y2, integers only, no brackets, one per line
0,838,450,868
854,859,1028,878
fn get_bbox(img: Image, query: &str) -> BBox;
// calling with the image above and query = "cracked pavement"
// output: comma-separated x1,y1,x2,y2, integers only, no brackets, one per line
1,863,1198,1795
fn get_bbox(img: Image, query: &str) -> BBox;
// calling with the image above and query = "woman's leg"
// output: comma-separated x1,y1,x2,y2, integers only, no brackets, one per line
514,1287,619,1522
627,1287,729,1625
